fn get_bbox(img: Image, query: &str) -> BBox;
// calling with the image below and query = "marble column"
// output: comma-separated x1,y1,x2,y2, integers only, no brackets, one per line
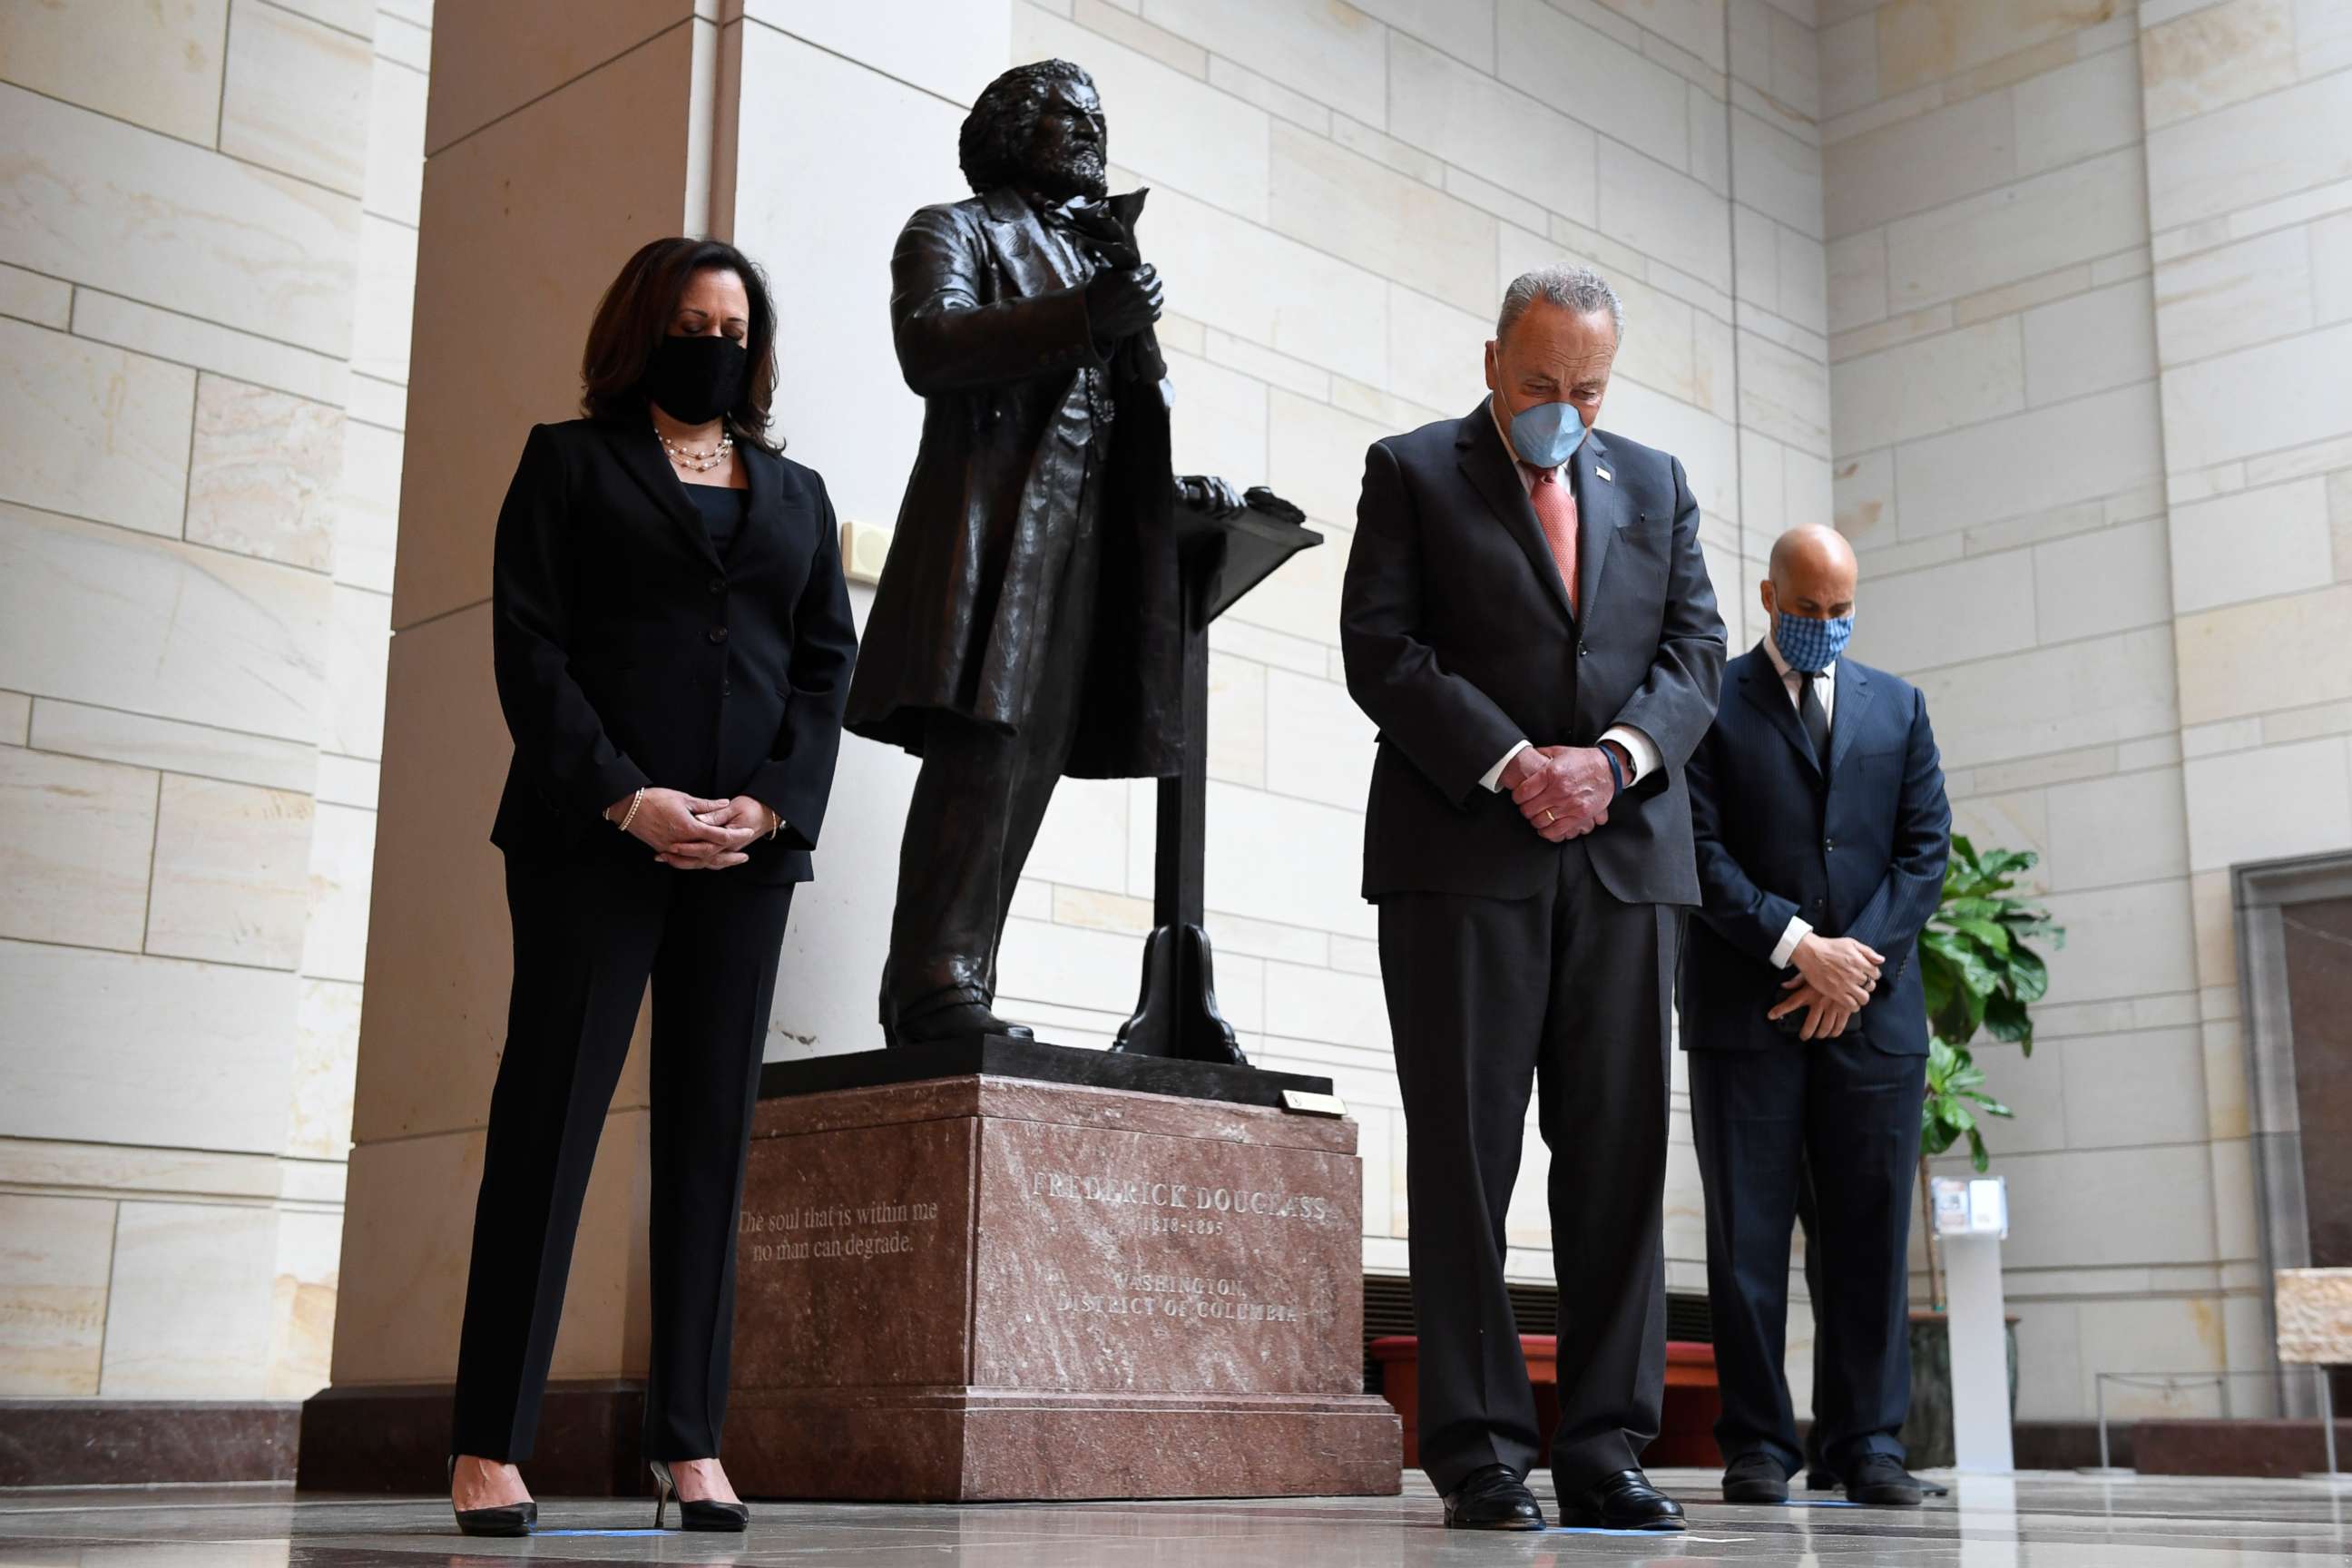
326,3,725,1416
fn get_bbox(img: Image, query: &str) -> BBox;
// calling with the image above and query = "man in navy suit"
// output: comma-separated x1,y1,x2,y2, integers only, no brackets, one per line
1342,265,1725,1533
1681,524,1950,1508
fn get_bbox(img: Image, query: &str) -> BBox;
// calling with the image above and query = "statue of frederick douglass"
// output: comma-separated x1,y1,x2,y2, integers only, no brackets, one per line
845,59,1252,1046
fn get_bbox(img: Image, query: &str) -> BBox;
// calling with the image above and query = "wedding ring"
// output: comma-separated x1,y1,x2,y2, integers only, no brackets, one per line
1544,808,1555,824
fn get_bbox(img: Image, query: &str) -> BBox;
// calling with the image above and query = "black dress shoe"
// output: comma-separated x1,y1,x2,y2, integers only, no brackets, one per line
1806,1465,1837,1491
448,1458,534,1538
1441,1464,1545,1530
651,1460,750,1533
1721,1451,1790,1504
1843,1454,1925,1507
1558,1468,1686,1531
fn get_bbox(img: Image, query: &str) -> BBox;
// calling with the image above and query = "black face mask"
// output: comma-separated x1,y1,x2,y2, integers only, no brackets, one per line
642,334,748,424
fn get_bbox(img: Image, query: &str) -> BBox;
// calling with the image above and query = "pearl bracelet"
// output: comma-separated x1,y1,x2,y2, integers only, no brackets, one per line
616,787,645,834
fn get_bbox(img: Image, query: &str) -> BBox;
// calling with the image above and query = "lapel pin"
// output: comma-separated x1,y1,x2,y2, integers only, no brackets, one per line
1596,466,1612,483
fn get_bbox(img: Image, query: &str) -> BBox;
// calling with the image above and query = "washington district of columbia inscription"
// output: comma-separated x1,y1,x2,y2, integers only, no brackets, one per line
739,1198,941,1265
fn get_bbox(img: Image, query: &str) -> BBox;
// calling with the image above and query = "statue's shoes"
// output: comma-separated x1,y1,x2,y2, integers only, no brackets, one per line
886,1002,1034,1047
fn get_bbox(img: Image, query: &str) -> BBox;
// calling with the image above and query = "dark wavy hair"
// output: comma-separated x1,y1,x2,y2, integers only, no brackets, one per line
958,58,1096,195
580,237,780,450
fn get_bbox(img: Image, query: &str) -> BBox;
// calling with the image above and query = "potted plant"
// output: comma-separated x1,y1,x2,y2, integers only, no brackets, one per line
1900,836,2063,1466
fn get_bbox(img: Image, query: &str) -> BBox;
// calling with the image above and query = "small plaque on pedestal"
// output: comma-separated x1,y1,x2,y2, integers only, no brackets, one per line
725,1041,1402,1501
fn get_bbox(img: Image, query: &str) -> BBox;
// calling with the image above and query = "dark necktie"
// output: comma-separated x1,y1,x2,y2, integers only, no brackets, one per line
1798,671,1831,771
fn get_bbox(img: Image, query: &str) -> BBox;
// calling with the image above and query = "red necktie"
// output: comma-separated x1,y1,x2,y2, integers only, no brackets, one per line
1525,465,1579,612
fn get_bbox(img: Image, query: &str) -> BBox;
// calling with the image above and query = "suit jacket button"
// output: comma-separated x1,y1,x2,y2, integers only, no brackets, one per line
709,626,729,644
1824,838,1835,852
1579,642,1589,657
708,577,725,595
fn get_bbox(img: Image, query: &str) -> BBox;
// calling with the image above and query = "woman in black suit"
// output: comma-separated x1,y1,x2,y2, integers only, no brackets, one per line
446,238,857,1535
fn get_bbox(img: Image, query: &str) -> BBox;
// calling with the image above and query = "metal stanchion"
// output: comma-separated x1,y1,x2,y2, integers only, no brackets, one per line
2078,1373,2133,1477
2319,1369,2339,1482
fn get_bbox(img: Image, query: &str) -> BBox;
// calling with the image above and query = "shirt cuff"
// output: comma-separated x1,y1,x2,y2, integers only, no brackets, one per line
1771,916,1814,970
1599,724,1661,787
1480,740,1533,792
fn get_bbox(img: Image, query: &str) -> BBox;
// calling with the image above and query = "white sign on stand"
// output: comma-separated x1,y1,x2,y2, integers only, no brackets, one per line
1934,1176,2014,1474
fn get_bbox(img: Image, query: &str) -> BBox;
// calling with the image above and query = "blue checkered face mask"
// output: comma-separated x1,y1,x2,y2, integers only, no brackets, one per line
1775,610,1853,674
1507,399,1590,469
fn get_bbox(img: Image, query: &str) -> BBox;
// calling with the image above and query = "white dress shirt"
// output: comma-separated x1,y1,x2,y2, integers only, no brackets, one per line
1761,626,1836,967
1476,397,1663,795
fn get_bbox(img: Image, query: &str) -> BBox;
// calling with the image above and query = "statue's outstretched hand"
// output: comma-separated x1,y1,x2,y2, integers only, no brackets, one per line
1242,486,1306,525
1173,475,1246,518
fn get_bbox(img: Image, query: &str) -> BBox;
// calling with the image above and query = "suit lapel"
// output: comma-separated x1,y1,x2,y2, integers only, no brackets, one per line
980,187,1086,297
725,440,780,566
1572,428,1628,619
1827,662,1875,779
1455,401,1575,626
1737,642,1822,779
605,416,721,569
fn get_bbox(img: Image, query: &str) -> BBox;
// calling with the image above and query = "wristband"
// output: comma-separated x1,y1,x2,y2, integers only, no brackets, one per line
1602,746,1624,799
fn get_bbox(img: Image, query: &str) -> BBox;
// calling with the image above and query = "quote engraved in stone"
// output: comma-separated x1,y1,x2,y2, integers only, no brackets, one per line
740,1196,941,1265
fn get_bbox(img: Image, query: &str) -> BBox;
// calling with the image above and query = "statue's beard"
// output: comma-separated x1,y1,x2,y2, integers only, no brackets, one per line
1025,145,1108,201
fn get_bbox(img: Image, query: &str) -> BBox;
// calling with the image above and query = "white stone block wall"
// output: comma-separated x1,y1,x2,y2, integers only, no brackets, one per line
1823,0,2352,1423
0,0,428,1399
11,0,2337,1430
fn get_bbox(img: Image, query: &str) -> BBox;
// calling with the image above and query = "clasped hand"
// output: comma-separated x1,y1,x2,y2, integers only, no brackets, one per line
1769,934,1886,1040
605,788,773,870
1502,745,1613,842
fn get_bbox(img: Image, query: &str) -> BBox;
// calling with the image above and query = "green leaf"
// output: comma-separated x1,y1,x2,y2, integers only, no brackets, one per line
1966,1127,1990,1172
1952,917,2011,954
2005,946,2050,1003
1962,1092,2012,1119
1983,992,2033,1044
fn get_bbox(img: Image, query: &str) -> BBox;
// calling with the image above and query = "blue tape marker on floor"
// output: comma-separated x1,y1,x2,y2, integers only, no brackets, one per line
531,1528,671,1536
1543,1525,1698,1536
1775,1499,1865,1508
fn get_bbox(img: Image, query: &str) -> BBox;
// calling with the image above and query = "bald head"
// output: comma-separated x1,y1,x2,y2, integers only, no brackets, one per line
1762,524,1857,622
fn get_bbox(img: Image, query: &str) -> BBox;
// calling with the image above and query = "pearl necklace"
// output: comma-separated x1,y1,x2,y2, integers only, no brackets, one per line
657,424,733,474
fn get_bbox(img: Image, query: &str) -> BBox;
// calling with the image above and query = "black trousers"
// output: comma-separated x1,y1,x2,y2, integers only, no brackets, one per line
884,456,1102,1025
1378,839,1678,1493
1688,1034,1924,1475
450,846,796,1462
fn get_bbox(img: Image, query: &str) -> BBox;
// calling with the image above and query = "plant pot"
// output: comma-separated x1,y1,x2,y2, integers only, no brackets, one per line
1903,1309,2017,1468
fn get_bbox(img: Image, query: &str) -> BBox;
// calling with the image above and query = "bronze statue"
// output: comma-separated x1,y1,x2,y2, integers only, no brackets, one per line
847,59,1293,1047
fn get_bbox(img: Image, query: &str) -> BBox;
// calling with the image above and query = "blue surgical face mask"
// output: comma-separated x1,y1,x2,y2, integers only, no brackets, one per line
1774,610,1854,674
1506,398,1589,469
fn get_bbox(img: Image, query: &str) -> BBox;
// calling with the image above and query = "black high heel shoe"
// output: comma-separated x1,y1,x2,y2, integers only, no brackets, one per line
651,1459,750,1532
448,1456,534,1537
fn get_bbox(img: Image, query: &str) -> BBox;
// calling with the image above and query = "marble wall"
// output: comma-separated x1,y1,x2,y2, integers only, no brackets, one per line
1821,0,2352,1421
0,0,428,1398
14,0,2328,1435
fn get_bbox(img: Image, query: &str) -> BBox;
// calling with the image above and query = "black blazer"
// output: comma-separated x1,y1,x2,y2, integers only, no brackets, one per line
487,416,858,886
1680,643,1952,1054
1339,402,1727,905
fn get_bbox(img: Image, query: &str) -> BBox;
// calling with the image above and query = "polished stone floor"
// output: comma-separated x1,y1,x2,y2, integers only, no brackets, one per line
1,1469,2347,1565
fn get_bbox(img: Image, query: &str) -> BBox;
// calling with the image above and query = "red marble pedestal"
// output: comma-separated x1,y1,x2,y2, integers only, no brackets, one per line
724,1073,1402,1501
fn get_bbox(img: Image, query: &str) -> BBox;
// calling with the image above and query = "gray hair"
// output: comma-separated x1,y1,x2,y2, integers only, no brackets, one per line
1495,263,1624,344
